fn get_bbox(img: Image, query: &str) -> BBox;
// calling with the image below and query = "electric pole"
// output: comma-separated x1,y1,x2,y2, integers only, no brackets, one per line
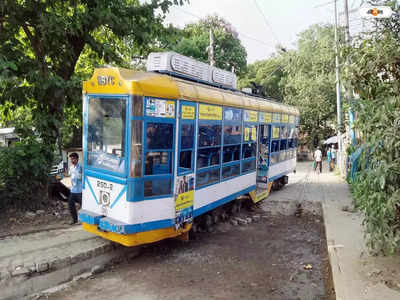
208,28,215,66
334,0,342,154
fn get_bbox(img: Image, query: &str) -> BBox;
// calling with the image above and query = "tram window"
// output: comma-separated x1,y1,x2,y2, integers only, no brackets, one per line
179,150,192,172
272,126,280,139
243,125,257,142
271,140,279,153
223,145,241,163
224,107,242,121
279,151,286,161
132,96,143,116
180,124,194,149
280,140,287,151
198,124,221,147
87,97,126,172
288,127,295,139
242,143,256,159
280,126,288,139
259,124,270,142
196,168,219,188
146,123,173,149
130,120,142,177
144,178,171,197
145,152,172,175
222,164,240,179
197,148,220,169
242,159,256,173
223,125,242,145
270,153,279,164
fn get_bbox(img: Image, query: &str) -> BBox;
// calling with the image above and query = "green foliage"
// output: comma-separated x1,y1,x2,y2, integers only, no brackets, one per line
169,15,248,76
0,0,186,209
238,55,286,101
0,140,54,210
284,24,340,148
345,4,400,253
0,0,186,147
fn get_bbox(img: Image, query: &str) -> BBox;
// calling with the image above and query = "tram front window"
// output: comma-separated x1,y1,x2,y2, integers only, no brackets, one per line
87,97,126,173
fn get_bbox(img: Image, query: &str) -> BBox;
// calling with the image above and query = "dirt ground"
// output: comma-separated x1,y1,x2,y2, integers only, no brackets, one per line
43,209,335,300
0,198,73,238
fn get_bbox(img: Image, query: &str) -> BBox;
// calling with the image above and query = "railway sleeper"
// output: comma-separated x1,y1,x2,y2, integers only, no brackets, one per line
189,195,256,238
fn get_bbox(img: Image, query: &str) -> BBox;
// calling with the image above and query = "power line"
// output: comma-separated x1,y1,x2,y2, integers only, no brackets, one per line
252,0,281,46
174,7,275,49
314,0,336,9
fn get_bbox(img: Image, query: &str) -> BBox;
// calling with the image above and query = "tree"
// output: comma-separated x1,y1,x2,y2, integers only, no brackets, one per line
283,24,341,148
169,15,248,76
0,0,185,149
344,0,400,254
238,54,287,101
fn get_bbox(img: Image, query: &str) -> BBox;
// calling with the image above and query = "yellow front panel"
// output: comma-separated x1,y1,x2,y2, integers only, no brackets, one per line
82,223,191,247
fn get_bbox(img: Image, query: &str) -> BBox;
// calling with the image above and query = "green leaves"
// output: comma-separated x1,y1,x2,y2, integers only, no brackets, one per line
0,140,54,210
168,15,248,77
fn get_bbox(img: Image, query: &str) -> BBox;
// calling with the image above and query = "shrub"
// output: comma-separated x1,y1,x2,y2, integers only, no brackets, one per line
0,141,53,210
351,96,400,254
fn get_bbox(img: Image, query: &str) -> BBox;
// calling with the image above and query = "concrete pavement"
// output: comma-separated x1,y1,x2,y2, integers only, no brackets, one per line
264,161,400,300
0,226,140,300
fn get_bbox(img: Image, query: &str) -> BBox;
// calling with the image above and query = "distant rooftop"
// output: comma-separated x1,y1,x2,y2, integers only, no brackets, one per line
0,127,15,135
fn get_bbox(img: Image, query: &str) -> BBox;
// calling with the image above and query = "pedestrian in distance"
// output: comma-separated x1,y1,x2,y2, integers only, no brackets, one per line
331,145,337,169
314,146,322,174
327,147,333,172
68,152,82,225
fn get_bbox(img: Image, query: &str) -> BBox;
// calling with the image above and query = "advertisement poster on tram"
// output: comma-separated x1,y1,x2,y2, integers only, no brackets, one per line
174,174,194,230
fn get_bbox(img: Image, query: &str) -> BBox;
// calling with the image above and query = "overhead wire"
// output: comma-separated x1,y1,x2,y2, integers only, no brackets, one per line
252,0,281,46
174,7,275,49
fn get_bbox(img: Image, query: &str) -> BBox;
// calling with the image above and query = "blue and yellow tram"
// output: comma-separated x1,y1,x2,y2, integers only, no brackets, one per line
79,52,299,246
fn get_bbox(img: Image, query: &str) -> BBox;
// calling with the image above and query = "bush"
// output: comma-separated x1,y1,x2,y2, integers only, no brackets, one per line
351,96,400,254
0,141,54,210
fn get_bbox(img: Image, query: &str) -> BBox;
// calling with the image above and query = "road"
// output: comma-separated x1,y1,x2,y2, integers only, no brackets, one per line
43,167,333,300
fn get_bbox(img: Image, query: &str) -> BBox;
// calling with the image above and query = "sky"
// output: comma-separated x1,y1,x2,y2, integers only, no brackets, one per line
163,0,365,64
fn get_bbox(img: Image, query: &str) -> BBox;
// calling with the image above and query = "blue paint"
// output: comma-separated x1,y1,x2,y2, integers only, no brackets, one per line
86,169,126,184
78,209,103,225
110,185,127,208
194,185,256,217
99,217,174,234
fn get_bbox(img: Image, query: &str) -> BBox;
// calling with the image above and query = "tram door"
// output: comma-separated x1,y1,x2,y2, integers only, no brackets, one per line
174,101,196,230
252,123,273,202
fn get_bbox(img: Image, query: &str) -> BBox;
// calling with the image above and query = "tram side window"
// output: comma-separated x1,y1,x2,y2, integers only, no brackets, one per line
242,124,257,173
270,125,280,165
145,123,173,176
179,123,194,174
198,124,221,147
196,118,222,188
197,123,221,169
146,123,173,150
130,120,142,177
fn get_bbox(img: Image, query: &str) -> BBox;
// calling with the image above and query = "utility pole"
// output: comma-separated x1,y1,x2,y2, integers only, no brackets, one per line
334,0,342,154
343,0,351,43
208,28,215,66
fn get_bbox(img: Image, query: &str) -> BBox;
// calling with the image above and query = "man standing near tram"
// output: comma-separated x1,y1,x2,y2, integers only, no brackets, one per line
68,152,82,225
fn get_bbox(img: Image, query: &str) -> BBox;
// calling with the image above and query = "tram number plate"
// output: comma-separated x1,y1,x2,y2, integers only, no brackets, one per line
257,182,269,189
97,180,113,191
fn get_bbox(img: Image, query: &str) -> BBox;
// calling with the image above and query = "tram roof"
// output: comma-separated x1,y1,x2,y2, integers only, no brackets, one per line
83,67,300,116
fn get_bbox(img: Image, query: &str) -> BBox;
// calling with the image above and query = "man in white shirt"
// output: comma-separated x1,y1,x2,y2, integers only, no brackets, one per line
68,152,82,225
314,146,322,173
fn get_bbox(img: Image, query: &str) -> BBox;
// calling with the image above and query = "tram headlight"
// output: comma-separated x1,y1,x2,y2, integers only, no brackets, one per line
100,191,111,206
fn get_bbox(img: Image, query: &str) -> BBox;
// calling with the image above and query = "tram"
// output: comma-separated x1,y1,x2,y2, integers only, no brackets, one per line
79,52,299,246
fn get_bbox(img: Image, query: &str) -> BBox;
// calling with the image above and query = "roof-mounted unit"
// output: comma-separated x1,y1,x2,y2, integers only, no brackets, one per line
146,52,237,89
